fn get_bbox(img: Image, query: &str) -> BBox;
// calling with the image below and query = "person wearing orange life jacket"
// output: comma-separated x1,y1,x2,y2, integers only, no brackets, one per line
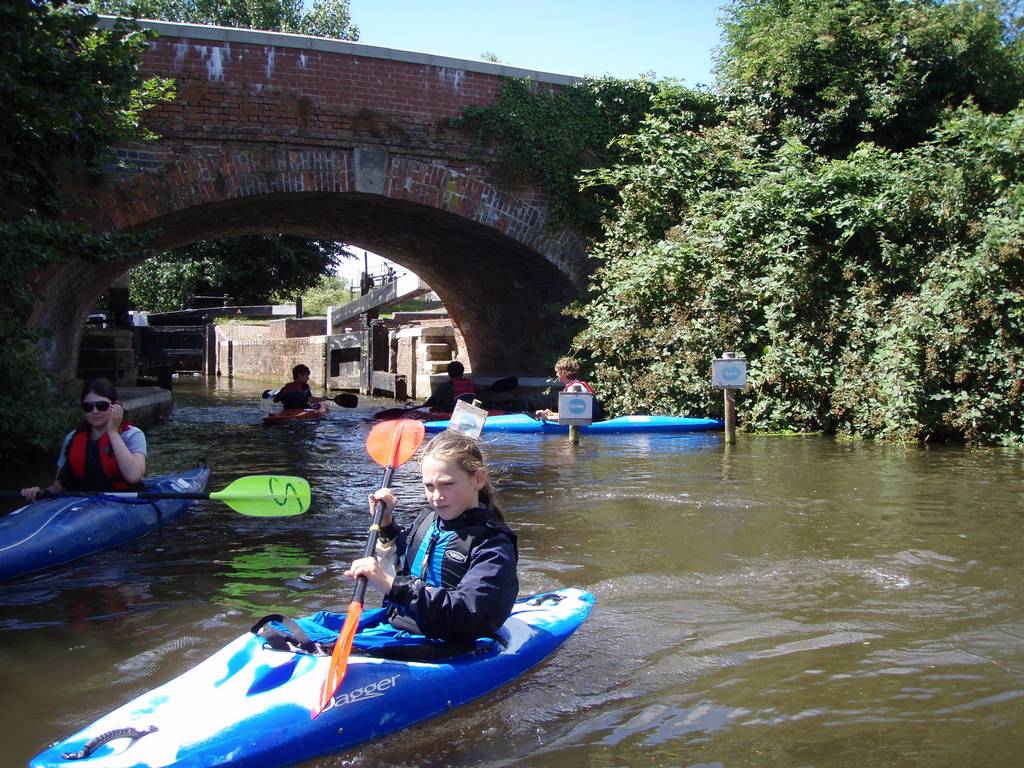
535,356,604,422
421,360,476,414
20,378,147,502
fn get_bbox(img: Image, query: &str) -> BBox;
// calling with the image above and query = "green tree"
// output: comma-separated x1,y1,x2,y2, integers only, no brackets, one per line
2,1,172,218
0,0,173,456
131,237,351,311
299,273,354,316
90,0,358,39
716,0,1024,155
91,0,360,310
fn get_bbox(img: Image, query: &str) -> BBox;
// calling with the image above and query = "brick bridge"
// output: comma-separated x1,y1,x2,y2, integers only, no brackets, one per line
35,18,590,384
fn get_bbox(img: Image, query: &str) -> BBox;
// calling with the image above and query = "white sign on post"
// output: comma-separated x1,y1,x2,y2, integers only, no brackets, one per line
557,391,594,426
446,399,488,439
712,357,747,389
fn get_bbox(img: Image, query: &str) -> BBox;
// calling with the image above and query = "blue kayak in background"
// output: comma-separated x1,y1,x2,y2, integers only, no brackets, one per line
0,466,210,581
31,588,595,768
424,412,723,434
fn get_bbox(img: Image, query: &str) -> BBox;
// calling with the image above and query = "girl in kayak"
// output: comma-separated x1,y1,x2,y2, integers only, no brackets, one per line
535,356,604,421
345,430,518,643
20,378,147,501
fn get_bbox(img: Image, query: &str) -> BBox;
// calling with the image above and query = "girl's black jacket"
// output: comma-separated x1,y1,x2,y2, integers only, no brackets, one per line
378,503,518,643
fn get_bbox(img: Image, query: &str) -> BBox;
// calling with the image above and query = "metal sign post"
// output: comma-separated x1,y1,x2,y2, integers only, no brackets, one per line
558,390,593,445
712,352,747,445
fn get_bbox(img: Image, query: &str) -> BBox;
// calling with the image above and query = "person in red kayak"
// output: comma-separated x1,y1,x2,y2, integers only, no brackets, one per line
20,378,147,501
535,356,604,421
421,360,476,414
345,430,518,643
273,364,324,410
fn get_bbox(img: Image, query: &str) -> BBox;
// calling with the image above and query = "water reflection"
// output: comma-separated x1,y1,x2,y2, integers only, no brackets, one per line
213,544,315,614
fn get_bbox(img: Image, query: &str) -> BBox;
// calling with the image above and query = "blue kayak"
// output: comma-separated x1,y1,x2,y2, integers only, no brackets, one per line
424,412,724,434
31,588,595,768
0,466,210,581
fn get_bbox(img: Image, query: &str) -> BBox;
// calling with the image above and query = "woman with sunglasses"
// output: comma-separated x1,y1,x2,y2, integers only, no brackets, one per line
20,378,147,501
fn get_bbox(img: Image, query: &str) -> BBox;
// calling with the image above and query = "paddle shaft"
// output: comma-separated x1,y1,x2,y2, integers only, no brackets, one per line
315,418,424,717
350,463,395,605
263,390,357,408
0,490,212,501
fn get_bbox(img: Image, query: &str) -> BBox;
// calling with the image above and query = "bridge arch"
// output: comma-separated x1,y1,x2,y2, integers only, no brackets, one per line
33,20,591,383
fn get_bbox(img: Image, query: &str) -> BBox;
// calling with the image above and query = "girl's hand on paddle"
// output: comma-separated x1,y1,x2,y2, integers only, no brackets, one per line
345,556,395,594
368,488,396,527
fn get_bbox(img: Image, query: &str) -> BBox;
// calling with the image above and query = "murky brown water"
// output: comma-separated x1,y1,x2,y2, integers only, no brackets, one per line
1,377,1022,767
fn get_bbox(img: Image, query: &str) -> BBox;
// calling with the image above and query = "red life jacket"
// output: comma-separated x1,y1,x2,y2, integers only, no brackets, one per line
562,379,594,394
275,380,314,410
452,377,477,398
66,422,135,490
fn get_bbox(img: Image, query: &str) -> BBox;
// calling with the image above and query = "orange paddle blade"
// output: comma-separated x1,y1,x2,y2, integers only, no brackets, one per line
366,418,426,469
314,601,363,718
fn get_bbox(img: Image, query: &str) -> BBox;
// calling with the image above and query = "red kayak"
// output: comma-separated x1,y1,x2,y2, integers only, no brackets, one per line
263,406,328,424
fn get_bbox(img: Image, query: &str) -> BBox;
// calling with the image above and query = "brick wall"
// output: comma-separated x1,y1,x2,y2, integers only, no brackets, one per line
36,22,587,389
268,318,327,339
216,335,326,387
215,322,273,342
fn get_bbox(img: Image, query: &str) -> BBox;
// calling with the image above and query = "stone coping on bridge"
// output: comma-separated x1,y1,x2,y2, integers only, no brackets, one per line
96,16,581,86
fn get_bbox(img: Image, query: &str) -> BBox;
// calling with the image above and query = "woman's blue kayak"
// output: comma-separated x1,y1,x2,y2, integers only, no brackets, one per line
424,412,724,434
0,466,210,581
31,588,595,768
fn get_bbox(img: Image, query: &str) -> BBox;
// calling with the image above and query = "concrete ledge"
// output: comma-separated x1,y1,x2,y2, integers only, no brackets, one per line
96,16,581,85
121,386,173,425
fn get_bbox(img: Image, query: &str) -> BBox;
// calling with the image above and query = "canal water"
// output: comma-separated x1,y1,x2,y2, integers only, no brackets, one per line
1,378,1022,767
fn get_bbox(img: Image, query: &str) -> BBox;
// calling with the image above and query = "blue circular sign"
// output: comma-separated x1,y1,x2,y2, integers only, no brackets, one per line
568,398,587,415
720,363,743,383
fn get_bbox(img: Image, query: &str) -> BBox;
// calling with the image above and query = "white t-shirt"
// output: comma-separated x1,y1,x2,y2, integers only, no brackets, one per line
56,426,147,470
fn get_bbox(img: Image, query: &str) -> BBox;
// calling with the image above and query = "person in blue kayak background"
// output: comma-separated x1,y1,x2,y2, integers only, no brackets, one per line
273,364,324,410
345,430,518,643
20,377,147,501
535,356,605,421
420,360,476,414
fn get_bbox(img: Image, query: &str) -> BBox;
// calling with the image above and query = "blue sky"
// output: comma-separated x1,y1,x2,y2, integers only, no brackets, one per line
348,0,728,86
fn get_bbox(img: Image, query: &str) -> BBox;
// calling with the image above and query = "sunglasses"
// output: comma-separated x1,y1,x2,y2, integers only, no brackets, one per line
81,401,112,413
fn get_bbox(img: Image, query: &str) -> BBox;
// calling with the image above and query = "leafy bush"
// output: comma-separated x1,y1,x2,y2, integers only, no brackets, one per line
0,1,171,458
574,103,1024,445
459,0,1023,446
294,274,354,316
456,76,706,233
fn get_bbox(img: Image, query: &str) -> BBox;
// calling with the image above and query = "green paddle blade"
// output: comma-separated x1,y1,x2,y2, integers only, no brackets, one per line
209,475,311,517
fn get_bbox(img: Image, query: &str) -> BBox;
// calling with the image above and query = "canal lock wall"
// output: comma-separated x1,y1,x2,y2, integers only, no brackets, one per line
212,317,468,402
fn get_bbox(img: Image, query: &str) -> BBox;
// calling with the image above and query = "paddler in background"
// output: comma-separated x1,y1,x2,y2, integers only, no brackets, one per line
535,355,605,421
419,360,476,414
273,364,324,410
20,377,147,501
345,430,518,643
